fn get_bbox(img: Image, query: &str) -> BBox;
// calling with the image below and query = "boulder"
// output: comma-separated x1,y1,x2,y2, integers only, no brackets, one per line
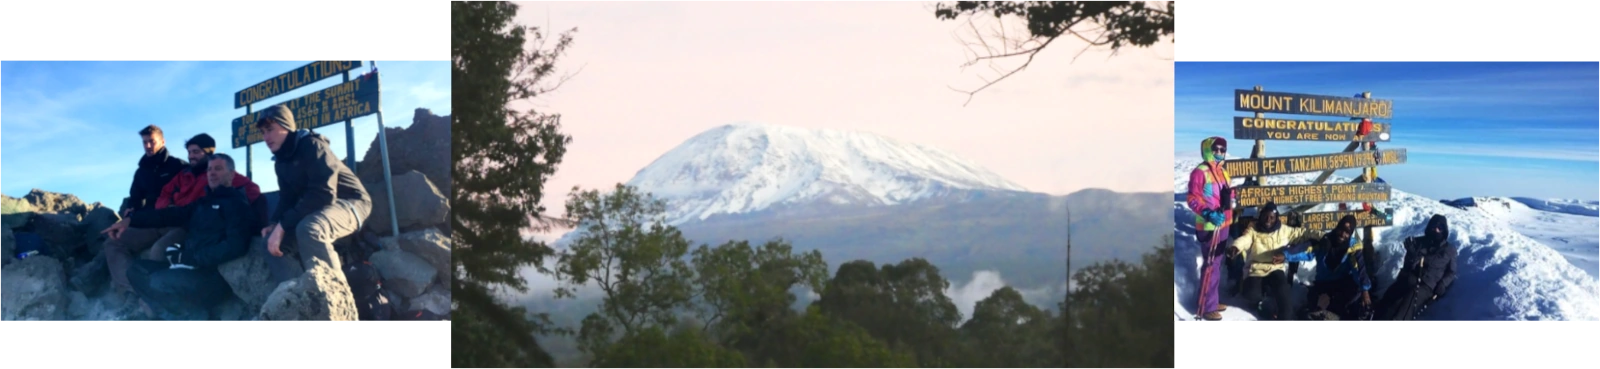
357,109,452,195
408,284,451,316
220,238,302,311
3,227,14,266
211,296,252,321
67,290,91,320
69,252,109,296
31,212,84,258
258,260,358,321
365,170,450,236
369,249,436,298
79,204,120,256
2,256,69,320
390,228,451,284
2,195,33,229
23,189,87,215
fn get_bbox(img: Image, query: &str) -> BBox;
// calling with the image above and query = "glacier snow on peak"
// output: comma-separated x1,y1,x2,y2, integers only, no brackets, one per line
627,123,1026,224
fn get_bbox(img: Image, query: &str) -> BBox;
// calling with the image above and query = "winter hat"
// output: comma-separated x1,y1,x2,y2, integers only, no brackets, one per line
1424,214,1449,242
1202,137,1229,163
255,104,296,131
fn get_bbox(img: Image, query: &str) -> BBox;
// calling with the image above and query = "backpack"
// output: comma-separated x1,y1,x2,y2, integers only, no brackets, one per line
344,260,397,320
14,232,46,259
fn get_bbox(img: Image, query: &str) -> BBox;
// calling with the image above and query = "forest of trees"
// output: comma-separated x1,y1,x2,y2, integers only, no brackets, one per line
546,184,1174,368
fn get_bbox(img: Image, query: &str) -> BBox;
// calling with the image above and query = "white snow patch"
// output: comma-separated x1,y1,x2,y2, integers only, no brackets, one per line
1173,157,1600,321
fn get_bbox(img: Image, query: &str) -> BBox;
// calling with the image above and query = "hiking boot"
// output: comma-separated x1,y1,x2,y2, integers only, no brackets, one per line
1202,312,1224,320
1215,304,1230,312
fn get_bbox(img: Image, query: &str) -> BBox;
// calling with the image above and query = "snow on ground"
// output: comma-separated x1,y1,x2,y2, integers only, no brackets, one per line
1174,158,1600,321
1445,197,1599,278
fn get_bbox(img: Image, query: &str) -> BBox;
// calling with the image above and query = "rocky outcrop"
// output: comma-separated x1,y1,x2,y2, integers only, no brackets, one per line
358,108,452,195
23,189,87,215
390,228,451,284
258,260,359,321
2,256,68,320
370,249,437,298
409,284,451,315
32,213,84,257
80,204,120,256
219,239,302,312
365,170,450,236
2,195,33,229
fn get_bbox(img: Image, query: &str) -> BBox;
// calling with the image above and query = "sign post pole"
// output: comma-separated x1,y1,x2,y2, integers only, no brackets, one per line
344,70,357,173
377,109,400,238
246,103,253,179
1249,86,1265,189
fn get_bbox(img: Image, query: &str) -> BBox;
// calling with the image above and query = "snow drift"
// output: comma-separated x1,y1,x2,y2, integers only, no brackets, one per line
1173,157,1599,321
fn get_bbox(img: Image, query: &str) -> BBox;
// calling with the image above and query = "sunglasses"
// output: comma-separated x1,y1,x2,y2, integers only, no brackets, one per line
1212,146,1227,154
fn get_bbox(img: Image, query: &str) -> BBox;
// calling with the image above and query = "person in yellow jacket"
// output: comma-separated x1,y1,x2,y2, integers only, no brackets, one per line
1227,201,1321,320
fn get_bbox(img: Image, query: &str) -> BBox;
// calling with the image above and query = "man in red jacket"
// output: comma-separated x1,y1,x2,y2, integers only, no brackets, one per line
104,133,264,294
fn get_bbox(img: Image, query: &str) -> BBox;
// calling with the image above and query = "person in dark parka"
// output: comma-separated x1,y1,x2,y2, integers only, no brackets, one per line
123,154,254,320
254,104,371,282
1377,214,1458,320
1284,215,1374,320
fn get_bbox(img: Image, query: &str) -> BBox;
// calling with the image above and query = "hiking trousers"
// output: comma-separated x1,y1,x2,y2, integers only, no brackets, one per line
1196,230,1227,316
1243,270,1293,320
104,227,186,293
267,199,370,282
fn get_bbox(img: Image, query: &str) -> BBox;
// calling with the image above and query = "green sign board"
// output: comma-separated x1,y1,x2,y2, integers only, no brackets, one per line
1224,149,1406,178
232,72,380,148
1234,90,1394,119
1233,117,1391,142
234,61,361,108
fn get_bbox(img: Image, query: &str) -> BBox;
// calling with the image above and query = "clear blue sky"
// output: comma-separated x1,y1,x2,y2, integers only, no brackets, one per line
2,61,449,206
1176,62,1599,201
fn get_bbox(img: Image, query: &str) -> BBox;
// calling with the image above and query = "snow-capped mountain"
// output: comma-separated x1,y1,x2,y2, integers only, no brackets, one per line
627,123,1027,225
1172,157,1600,321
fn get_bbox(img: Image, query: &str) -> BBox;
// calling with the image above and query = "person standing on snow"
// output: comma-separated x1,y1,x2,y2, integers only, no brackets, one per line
1188,137,1236,320
1228,202,1321,320
1282,215,1373,320
1377,214,1457,320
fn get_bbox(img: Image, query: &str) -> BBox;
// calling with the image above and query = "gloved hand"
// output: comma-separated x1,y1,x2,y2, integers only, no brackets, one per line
1202,210,1226,226
166,244,193,270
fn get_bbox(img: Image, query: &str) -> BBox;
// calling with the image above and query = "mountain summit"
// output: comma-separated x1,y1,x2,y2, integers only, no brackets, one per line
628,123,1027,224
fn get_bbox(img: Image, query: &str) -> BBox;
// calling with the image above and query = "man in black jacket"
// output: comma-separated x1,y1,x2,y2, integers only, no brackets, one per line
121,125,188,216
119,154,253,320
101,125,188,294
255,105,371,282
1377,214,1458,320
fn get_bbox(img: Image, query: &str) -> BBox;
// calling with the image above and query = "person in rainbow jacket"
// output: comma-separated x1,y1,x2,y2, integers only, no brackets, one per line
1188,136,1236,320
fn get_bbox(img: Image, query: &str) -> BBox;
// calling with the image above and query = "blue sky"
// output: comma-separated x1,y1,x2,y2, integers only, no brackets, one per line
1177,62,1599,201
2,61,449,206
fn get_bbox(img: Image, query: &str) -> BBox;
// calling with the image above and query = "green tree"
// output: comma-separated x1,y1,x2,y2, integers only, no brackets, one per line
817,258,962,367
690,238,829,363
557,184,696,355
933,1,1175,105
589,326,748,367
452,1,576,366
1059,235,1174,368
958,286,1056,367
793,306,918,367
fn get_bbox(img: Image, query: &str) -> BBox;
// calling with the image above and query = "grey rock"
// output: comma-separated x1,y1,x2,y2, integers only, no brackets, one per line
67,290,91,320
79,204,120,256
220,238,302,312
2,256,68,320
357,109,452,195
2,195,33,230
23,189,87,215
391,228,451,284
3,227,14,266
408,284,451,315
211,296,252,321
69,252,109,296
365,170,449,236
31,212,84,257
258,260,358,321
369,249,436,298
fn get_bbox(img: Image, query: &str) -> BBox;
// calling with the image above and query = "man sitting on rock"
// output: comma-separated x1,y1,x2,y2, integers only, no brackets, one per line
156,133,266,224
100,125,187,295
254,105,371,282
116,154,254,320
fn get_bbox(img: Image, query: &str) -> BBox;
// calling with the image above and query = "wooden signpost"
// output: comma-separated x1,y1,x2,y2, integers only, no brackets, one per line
230,61,400,236
1235,183,1391,208
1226,87,1403,229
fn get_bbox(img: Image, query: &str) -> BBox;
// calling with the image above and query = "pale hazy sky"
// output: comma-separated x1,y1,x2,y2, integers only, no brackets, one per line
513,1,1174,230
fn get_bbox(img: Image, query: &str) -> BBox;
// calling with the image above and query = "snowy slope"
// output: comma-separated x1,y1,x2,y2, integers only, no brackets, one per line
1445,197,1598,278
1173,157,1600,321
627,123,1027,225
1510,197,1600,217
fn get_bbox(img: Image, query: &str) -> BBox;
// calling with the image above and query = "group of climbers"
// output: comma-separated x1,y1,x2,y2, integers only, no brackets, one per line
1188,136,1457,321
